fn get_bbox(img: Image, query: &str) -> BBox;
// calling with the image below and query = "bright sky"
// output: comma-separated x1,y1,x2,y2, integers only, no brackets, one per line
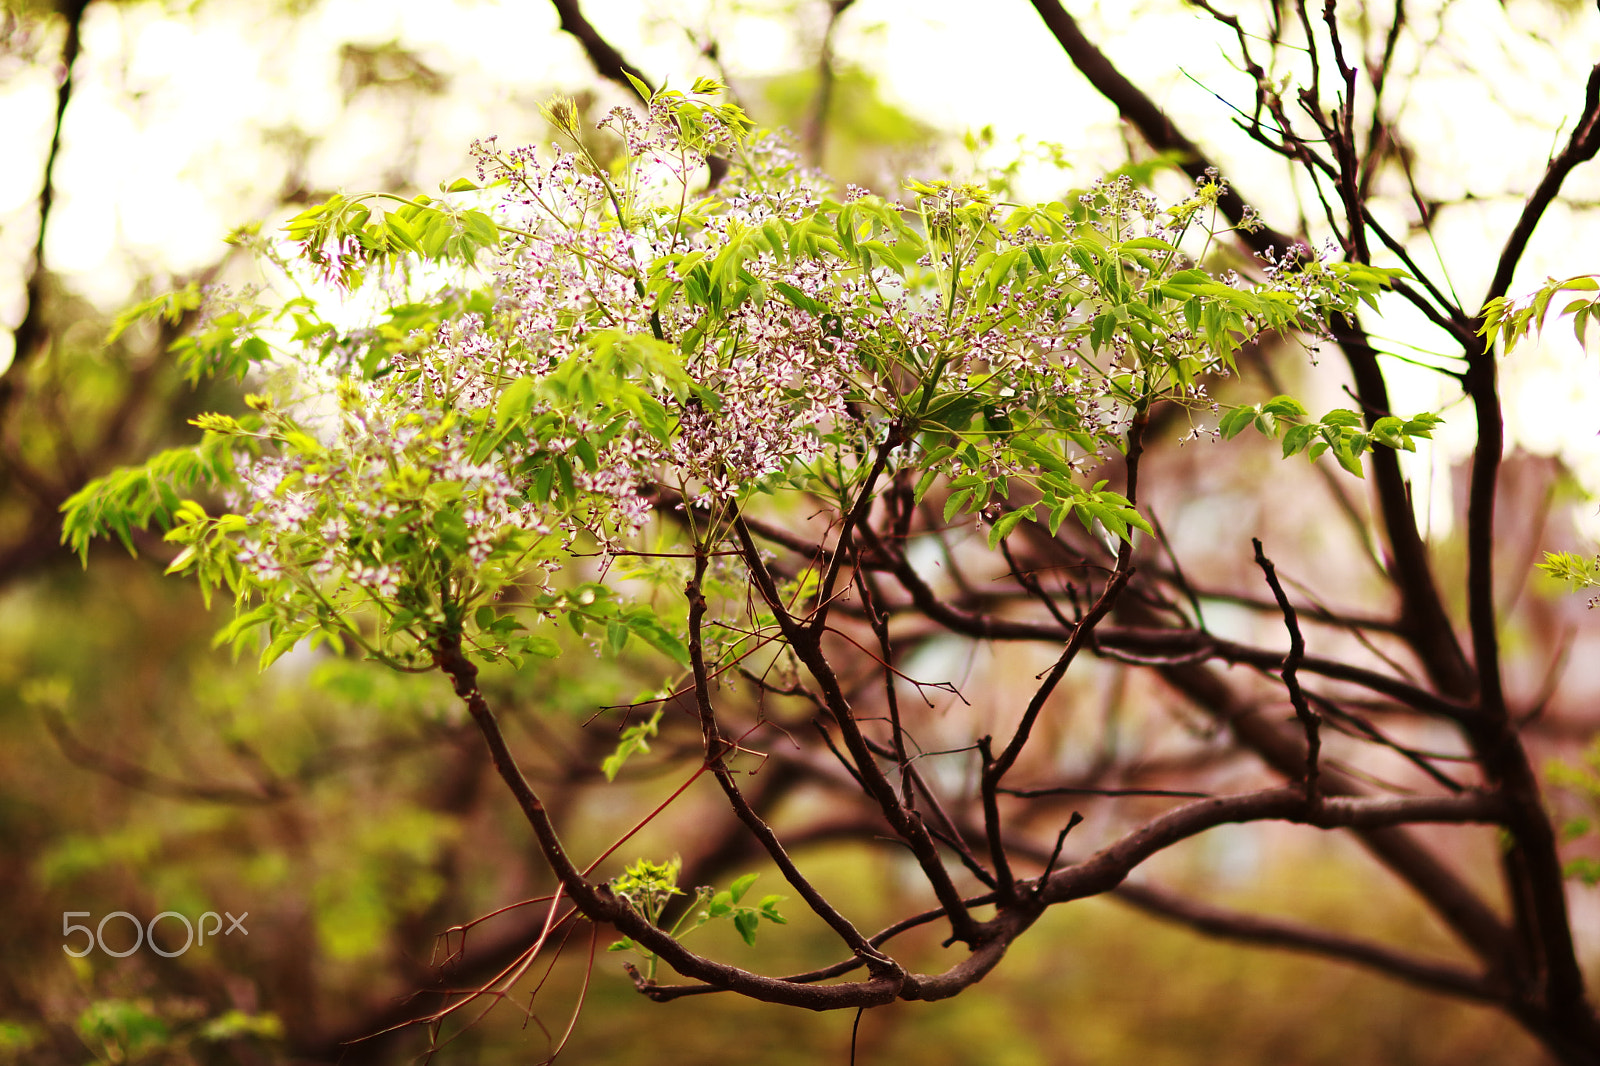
4,0,1600,534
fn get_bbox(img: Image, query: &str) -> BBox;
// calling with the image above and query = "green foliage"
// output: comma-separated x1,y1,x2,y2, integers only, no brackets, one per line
64,83,1395,684
610,860,788,978
59,434,241,559
281,190,503,288
1218,395,1443,477
63,93,1404,1018
1483,275,1600,608
1546,736,1600,885
75,1000,170,1063
602,708,664,780
1479,274,1600,355
1537,550,1600,606
71,998,283,1064
0,1021,39,1064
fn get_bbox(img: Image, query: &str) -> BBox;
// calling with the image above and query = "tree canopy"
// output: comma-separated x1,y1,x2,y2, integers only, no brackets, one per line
5,1,1600,1064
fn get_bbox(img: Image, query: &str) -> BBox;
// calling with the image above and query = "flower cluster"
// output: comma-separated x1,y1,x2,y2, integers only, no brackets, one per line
227,385,558,609
149,83,1374,666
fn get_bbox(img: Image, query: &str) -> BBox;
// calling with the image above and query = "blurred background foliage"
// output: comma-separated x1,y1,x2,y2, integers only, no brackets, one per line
0,0,1596,1062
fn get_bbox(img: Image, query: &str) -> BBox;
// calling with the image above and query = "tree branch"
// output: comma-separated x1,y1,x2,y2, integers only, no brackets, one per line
1029,0,1472,698
2,0,89,406
1040,787,1507,907
1113,881,1496,1002
684,549,898,971
548,0,654,101
1253,538,1321,798
1484,63,1600,307
731,515,984,946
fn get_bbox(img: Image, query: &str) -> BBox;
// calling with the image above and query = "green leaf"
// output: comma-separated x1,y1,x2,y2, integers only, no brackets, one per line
987,507,1030,548
1319,408,1364,429
601,709,663,781
623,71,652,101
943,488,973,524
497,376,537,423
1218,405,1257,440
606,619,629,654
733,909,760,947
772,281,827,317
519,635,561,658
259,626,303,670
728,872,759,904
1260,394,1308,417
1120,506,1154,538
1332,440,1366,478
434,509,468,553
1120,236,1176,252
623,609,690,666
1282,422,1318,458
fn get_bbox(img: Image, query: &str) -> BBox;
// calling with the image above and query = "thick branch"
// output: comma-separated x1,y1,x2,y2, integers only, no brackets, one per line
1147,649,1514,969
1026,0,1298,255
2,0,90,405
1040,787,1507,906
548,0,654,101
1448,67,1600,1042
1113,881,1496,1002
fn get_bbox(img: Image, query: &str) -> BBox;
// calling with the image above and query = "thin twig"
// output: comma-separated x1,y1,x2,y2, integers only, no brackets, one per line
1252,538,1320,801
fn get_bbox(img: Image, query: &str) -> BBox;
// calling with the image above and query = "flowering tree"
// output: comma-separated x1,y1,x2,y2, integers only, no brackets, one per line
58,20,1600,1066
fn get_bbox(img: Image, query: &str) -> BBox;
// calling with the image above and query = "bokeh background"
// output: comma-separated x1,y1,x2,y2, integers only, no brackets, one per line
3,1,1600,1062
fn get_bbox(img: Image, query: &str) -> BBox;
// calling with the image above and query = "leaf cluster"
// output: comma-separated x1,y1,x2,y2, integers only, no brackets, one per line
1219,395,1442,478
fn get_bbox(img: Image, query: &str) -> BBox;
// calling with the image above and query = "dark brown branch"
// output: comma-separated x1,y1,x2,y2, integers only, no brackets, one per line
641,886,1002,1002
437,631,920,1010
1454,66,1600,1047
979,409,1146,900
852,735,997,889
1146,648,1513,969
812,430,899,633
1026,0,1300,255
1113,881,1496,1002
853,567,913,808
1039,787,1508,908
1484,63,1600,307
1252,538,1321,798
1031,0,1471,699
548,0,654,101
731,514,984,946
684,550,896,970
1,0,89,409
